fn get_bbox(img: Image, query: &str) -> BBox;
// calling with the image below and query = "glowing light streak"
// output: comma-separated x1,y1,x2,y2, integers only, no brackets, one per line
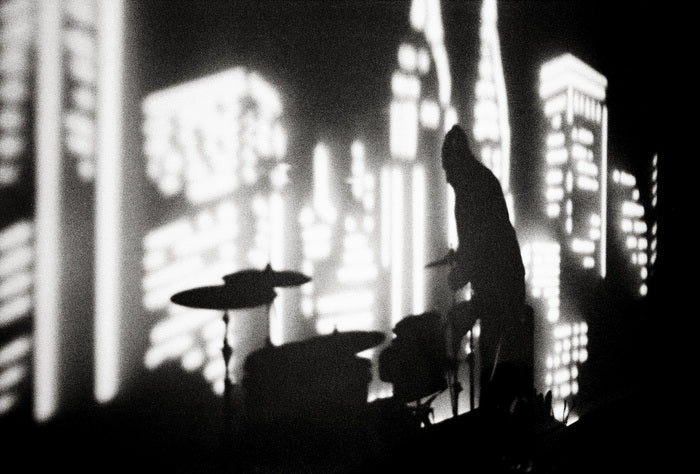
0,271,31,300
0,364,25,391
390,101,418,160
0,336,30,368
391,167,404,325
412,165,425,314
35,0,62,422
93,0,124,403
269,192,285,345
380,167,391,268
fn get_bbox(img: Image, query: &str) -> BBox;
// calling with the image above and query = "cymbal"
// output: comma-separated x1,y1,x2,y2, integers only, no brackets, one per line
222,264,311,288
425,248,457,268
170,284,276,310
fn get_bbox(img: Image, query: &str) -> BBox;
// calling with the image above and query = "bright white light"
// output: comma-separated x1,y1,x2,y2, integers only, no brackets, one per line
392,72,420,98
313,143,336,222
35,0,62,422
540,54,607,101
380,167,391,268
582,256,595,269
412,166,425,314
576,176,599,192
447,185,457,248
546,169,563,185
398,43,418,72
544,95,567,117
571,238,595,254
576,160,598,176
391,167,404,325
410,0,427,31
316,311,374,335
269,192,285,345
546,187,564,202
420,99,440,129
547,132,565,148
0,336,31,367
316,290,374,315
93,0,123,404
546,203,560,218
444,107,458,133
390,100,418,160
546,149,568,165
0,393,16,414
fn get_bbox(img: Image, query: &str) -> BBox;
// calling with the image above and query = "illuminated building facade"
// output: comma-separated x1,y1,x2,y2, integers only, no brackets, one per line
0,221,33,416
540,53,608,277
385,0,456,327
536,53,607,421
472,0,513,222
0,0,34,189
141,68,289,394
609,168,649,297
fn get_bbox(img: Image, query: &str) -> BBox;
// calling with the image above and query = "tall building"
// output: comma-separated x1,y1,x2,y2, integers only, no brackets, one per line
141,68,289,394
540,53,608,278
384,0,457,327
537,53,607,422
609,168,649,297
472,0,513,222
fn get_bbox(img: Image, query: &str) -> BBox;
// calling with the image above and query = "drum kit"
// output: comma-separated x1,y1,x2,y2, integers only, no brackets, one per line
169,251,475,468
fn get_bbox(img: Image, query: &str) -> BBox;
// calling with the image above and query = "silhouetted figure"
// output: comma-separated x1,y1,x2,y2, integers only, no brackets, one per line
442,124,531,412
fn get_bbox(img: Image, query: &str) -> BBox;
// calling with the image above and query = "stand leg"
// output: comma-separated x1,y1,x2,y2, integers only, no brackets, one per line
221,311,234,471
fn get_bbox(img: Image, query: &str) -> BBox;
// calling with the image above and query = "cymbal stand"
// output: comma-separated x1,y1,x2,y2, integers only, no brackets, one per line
221,309,234,470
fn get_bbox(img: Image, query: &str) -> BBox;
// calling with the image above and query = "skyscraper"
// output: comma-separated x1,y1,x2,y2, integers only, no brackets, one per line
540,53,608,277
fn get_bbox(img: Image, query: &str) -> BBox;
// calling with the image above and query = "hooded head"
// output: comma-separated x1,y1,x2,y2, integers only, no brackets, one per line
441,124,475,184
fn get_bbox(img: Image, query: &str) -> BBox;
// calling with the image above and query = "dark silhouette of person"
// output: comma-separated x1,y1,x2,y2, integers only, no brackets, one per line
441,124,531,412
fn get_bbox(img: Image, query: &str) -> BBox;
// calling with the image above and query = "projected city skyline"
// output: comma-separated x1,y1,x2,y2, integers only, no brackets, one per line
0,0,664,424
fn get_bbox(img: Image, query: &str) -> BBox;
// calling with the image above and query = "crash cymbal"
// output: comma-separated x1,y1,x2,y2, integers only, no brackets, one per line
425,248,457,268
170,284,276,310
222,263,311,288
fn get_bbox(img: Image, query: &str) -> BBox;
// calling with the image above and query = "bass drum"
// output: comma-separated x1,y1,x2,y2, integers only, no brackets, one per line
241,333,379,470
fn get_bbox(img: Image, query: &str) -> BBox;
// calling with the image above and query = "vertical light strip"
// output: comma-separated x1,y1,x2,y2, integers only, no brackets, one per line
412,165,425,314
380,167,391,268
94,0,124,404
446,186,457,249
390,166,404,325
566,86,573,125
269,192,284,345
34,0,62,422
600,106,608,278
